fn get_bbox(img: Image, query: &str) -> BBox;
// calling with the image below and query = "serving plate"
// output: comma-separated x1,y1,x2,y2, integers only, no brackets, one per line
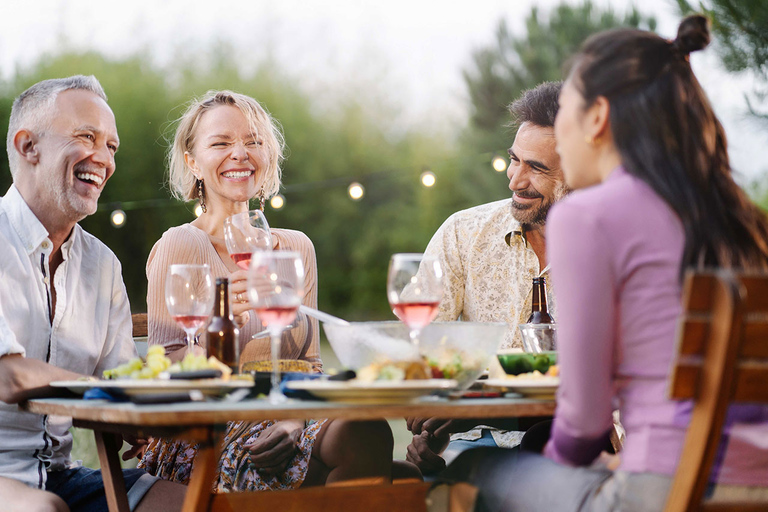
482,377,559,398
51,379,252,397
285,379,457,404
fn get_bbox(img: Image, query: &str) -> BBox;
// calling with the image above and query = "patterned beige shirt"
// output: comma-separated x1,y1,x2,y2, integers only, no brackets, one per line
424,198,556,349
424,198,557,448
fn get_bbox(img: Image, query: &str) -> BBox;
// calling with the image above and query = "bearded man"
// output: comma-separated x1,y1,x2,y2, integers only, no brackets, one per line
405,82,569,476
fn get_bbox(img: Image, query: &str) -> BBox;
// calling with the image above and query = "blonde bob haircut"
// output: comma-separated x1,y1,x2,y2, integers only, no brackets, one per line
168,90,285,202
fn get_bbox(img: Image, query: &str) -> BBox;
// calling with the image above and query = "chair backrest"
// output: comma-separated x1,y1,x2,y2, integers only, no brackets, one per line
665,270,768,512
132,313,148,357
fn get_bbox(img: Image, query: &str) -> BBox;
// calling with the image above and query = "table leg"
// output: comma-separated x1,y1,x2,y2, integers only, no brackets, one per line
93,430,130,512
182,426,224,512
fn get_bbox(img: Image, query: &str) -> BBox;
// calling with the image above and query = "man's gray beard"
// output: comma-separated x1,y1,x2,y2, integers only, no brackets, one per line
511,199,551,226
510,183,570,226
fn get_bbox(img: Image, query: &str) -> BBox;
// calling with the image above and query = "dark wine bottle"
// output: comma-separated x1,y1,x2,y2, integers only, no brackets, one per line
206,277,240,373
527,277,555,324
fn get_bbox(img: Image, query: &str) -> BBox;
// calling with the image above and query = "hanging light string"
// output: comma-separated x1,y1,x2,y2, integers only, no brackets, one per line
98,150,507,224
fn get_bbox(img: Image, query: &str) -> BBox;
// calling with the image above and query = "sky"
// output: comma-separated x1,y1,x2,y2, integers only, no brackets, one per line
2,0,766,180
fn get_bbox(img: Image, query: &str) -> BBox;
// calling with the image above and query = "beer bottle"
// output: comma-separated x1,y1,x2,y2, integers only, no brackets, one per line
206,277,240,373
527,276,555,324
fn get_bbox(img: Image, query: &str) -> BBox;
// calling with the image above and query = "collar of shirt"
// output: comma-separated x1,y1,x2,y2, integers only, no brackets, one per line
504,218,550,276
3,185,52,256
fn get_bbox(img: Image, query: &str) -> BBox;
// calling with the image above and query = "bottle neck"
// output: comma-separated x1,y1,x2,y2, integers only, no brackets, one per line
532,280,548,314
216,281,231,318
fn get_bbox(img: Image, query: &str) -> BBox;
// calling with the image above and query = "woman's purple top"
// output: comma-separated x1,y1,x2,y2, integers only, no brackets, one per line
544,166,768,485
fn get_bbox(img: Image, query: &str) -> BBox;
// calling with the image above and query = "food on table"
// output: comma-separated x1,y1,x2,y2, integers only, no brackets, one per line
103,346,232,380
355,360,430,382
497,351,557,376
502,364,560,380
425,346,485,382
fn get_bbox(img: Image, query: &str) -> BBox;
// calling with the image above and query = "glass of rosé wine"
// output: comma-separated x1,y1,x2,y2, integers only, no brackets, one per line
165,264,215,355
247,251,305,403
223,210,272,270
387,253,443,347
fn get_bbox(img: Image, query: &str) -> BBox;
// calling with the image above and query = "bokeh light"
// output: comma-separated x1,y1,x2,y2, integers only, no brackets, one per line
270,194,285,210
110,209,126,228
492,155,507,172
420,171,436,187
348,182,364,200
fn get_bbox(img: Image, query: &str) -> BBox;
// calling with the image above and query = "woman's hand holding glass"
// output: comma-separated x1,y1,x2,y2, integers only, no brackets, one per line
248,251,305,403
224,210,272,270
165,264,215,355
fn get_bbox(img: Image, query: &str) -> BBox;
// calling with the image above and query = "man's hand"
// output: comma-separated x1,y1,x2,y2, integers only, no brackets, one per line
406,417,457,437
405,431,450,475
121,434,148,461
244,420,303,477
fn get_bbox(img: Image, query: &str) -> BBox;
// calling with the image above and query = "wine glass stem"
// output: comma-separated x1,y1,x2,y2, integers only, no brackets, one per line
186,331,196,355
409,328,420,348
269,330,285,402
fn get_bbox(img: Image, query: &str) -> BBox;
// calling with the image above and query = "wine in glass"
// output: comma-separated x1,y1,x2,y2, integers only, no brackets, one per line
387,253,443,346
224,210,272,270
247,251,305,403
165,264,215,355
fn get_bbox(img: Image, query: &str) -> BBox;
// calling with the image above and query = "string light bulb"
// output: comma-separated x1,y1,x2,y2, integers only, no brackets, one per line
110,209,126,228
270,194,285,210
348,182,364,201
420,171,436,187
492,155,507,172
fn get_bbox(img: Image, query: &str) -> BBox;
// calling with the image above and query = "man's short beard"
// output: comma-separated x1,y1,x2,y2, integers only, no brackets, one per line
511,182,570,226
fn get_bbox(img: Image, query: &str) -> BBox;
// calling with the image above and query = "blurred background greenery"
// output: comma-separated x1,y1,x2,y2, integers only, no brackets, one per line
4,0,767,465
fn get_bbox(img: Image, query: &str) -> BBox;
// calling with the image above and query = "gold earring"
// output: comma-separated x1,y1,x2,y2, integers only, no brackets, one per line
258,185,266,212
585,135,601,146
197,179,207,214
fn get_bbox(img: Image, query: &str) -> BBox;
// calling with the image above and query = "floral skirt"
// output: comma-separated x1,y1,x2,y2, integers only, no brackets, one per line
138,419,327,492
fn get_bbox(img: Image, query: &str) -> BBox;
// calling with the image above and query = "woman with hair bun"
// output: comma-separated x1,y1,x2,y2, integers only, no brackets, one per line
443,16,768,511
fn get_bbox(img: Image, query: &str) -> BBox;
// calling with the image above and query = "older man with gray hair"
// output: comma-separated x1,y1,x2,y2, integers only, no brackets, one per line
0,76,185,512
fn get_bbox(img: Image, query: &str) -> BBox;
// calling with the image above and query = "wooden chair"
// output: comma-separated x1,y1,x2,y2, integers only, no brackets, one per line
131,313,148,357
665,269,768,512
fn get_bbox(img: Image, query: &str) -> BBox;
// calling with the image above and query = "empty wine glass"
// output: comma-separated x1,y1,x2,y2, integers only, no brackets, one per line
247,251,305,403
165,264,215,355
387,253,443,347
224,210,272,270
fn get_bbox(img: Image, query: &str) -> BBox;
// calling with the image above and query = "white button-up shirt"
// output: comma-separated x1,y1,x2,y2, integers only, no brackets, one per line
0,185,136,488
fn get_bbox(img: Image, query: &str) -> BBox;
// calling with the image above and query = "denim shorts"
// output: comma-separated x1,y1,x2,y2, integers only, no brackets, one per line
46,467,159,512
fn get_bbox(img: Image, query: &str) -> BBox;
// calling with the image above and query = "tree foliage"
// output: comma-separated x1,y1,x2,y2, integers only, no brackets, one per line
676,0,768,118
0,49,455,320
453,1,656,211
463,1,656,156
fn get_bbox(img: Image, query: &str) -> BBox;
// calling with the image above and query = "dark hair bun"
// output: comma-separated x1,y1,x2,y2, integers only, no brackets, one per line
674,15,711,55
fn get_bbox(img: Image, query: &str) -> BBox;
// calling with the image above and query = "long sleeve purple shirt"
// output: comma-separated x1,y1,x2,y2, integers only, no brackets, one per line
544,167,768,485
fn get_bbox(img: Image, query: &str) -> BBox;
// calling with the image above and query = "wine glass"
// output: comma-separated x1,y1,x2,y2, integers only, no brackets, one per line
387,253,443,347
247,251,305,403
165,264,215,355
224,210,272,270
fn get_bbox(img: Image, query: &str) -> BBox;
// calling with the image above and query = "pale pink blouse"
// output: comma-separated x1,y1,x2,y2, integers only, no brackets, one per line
146,223,322,371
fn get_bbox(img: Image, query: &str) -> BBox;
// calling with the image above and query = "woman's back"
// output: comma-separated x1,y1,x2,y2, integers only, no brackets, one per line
547,166,768,484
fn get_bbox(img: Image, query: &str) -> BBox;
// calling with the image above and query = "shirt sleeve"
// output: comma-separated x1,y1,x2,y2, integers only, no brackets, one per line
146,228,205,353
543,200,616,466
0,315,25,358
286,231,322,372
424,214,464,321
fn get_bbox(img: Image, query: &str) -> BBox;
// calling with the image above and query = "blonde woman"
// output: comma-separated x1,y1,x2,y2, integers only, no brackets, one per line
139,91,393,491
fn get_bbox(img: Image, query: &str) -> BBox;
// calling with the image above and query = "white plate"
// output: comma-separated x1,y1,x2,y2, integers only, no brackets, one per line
285,379,457,404
482,377,559,398
51,379,253,397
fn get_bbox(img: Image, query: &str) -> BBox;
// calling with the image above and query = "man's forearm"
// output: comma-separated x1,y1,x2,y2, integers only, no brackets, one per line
445,416,552,435
0,354,83,403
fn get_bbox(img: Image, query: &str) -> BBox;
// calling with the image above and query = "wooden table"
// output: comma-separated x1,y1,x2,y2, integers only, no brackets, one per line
25,396,555,512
